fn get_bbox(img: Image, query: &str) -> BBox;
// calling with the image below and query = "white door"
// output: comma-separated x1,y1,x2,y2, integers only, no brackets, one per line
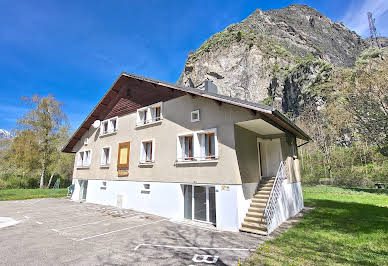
79,180,88,200
258,138,282,177
184,185,216,224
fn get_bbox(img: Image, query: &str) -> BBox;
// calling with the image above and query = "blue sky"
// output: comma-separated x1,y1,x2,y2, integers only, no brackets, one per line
1,0,387,132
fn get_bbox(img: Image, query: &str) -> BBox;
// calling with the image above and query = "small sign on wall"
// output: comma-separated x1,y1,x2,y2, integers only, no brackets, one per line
221,185,230,191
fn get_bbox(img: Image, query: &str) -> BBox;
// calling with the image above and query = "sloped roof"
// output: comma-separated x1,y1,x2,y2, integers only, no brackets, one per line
62,72,310,153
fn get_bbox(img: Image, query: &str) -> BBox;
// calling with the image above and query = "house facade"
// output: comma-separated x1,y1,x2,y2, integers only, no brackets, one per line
63,73,310,234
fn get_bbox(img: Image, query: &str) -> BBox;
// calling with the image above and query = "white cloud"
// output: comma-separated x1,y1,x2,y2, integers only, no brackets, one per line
342,0,388,37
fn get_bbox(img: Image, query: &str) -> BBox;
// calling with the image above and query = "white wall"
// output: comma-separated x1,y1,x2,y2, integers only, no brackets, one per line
72,179,244,231
268,181,304,234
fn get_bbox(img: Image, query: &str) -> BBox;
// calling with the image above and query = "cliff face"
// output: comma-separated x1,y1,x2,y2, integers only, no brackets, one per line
177,4,369,116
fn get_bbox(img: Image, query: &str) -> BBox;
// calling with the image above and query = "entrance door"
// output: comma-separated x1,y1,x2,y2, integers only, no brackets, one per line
184,185,216,224
79,180,88,200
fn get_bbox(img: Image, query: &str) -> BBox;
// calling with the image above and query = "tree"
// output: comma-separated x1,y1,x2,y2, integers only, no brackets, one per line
298,103,336,180
3,130,41,176
17,95,69,188
328,49,388,156
46,126,74,188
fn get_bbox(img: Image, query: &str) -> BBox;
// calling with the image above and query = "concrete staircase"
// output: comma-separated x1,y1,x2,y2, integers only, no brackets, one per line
240,177,275,235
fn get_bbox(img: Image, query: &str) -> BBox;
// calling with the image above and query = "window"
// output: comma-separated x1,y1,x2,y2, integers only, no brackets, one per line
204,133,215,159
136,102,163,127
191,110,200,122
77,150,91,168
100,117,118,136
117,142,130,169
177,128,218,163
100,147,111,167
198,130,218,160
84,138,89,145
177,134,194,161
141,183,151,194
140,140,155,163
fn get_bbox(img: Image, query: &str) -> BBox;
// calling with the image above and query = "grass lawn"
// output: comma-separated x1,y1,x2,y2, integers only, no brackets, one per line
245,186,388,265
0,188,67,201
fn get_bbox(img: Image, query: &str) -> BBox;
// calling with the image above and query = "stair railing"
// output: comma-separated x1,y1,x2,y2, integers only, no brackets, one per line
264,161,287,234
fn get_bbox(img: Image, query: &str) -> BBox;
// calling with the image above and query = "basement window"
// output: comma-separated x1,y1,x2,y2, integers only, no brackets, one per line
100,117,118,136
77,150,92,168
141,183,151,194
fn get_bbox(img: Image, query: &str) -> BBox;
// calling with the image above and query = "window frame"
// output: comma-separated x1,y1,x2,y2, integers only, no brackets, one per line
176,128,218,163
77,150,92,168
136,102,163,127
139,139,155,164
100,146,112,168
100,116,118,137
191,110,200,122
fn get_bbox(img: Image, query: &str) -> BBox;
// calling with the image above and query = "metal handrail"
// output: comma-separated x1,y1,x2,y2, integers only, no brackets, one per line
264,161,287,234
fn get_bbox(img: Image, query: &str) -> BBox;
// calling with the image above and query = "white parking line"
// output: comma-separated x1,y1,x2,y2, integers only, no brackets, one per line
133,243,253,252
75,219,168,241
52,214,143,231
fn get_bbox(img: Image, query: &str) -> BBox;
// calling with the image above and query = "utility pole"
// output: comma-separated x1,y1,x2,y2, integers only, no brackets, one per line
367,12,380,48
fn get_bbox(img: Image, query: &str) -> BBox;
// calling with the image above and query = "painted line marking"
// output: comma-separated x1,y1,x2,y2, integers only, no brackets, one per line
23,216,30,219
36,221,43,225
52,214,142,231
133,244,254,252
75,219,168,241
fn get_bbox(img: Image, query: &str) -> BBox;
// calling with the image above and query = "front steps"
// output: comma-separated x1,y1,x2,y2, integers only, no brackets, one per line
240,177,275,235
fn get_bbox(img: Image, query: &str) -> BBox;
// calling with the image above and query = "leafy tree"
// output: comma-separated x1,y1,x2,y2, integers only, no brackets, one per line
17,95,69,188
3,130,41,176
46,126,74,188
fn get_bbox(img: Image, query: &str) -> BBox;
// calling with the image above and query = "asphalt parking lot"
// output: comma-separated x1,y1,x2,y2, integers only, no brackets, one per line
0,198,266,265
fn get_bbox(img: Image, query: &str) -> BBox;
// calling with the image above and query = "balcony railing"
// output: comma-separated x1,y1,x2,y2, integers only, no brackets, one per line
136,117,162,127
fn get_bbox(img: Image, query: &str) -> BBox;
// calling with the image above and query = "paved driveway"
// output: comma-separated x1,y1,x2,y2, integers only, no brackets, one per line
0,198,266,265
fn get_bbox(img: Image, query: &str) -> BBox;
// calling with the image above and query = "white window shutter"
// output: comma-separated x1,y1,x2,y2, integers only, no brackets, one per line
199,134,205,159
100,122,104,135
214,130,219,157
77,152,83,166
108,120,113,133
140,143,145,162
193,133,200,159
152,140,155,161
146,108,151,123
177,137,182,161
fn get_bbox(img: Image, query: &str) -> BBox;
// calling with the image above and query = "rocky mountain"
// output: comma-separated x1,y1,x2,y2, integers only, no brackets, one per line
0,129,11,139
178,4,378,117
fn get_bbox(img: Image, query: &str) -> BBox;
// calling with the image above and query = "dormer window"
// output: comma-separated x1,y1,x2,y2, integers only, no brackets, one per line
100,117,118,136
136,102,163,127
